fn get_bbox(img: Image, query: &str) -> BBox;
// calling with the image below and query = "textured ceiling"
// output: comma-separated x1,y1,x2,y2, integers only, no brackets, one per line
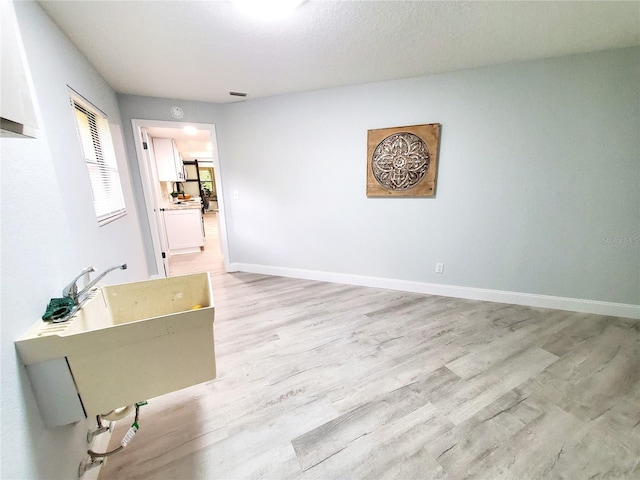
38,0,640,104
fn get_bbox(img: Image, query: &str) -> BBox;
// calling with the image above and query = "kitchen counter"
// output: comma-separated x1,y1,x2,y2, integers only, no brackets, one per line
164,200,201,210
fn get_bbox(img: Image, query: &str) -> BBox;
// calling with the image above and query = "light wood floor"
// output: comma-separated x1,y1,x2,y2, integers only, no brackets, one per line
100,213,640,479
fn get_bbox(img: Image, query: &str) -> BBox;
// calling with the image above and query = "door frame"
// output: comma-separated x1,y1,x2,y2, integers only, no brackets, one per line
131,119,233,275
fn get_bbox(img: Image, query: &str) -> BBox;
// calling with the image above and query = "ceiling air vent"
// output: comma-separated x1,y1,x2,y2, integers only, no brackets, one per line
229,91,248,97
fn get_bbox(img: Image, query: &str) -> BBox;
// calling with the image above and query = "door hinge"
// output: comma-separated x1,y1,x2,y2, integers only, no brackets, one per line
142,141,148,150
161,252,166,259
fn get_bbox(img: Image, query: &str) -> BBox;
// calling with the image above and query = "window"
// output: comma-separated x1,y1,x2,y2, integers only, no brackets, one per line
199,167,216,197
70,93,126,226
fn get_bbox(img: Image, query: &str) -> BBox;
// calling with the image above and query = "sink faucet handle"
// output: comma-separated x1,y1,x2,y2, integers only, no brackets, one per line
63,267,95,301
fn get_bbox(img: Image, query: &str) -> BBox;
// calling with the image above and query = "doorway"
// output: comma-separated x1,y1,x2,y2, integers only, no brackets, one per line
131,119,232,277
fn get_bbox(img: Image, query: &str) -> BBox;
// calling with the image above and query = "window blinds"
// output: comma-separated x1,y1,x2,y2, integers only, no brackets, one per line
70,96,126,226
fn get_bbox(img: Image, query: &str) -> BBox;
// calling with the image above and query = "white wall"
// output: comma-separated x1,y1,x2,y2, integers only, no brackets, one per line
1,1,148,478
219,48,639,308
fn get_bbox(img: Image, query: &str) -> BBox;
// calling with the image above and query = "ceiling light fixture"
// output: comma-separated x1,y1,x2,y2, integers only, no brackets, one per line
183,126,197,135
231,0,306,20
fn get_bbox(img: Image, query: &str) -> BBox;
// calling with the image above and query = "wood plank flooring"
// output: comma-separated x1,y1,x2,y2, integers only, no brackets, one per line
99,213,640,479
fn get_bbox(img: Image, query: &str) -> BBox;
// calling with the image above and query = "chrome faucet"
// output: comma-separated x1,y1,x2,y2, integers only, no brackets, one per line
63,264,127,305
62,266,95,304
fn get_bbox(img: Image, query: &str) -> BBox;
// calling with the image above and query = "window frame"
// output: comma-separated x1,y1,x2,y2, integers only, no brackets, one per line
69,90,126,226
199,167,216,196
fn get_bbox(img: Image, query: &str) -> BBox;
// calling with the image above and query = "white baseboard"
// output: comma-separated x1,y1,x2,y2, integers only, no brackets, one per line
228,262,640,319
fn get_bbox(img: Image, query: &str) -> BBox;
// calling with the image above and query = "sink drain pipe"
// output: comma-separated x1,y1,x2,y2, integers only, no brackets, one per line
100,405,135,422
79,402,146,477
88,402,143,459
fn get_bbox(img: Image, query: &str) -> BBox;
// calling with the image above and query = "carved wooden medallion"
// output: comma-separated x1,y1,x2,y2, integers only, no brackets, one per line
367,123,441,197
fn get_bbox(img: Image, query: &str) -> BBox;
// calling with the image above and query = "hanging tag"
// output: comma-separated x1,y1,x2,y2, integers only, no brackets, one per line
121,422,138,448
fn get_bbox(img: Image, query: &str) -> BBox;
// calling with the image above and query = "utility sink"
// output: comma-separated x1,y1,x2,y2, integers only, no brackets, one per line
15,273,216,422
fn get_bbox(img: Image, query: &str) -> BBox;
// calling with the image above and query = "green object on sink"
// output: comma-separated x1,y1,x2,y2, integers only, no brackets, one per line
42,297,75,322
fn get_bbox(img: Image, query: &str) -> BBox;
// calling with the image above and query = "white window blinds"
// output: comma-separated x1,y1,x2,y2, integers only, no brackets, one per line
70,94,126,226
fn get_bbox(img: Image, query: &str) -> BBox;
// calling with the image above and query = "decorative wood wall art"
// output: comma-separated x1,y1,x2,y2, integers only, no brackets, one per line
367,123,441,197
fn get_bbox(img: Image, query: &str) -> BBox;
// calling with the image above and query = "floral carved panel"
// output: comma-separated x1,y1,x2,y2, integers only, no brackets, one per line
366,123,441,197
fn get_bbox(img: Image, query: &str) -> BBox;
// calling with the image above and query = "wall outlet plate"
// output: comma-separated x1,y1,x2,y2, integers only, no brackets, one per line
435,263,444,274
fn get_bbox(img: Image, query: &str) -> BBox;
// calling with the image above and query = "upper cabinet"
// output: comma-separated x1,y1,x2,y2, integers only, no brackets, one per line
1,0,39,138
152,137,185,182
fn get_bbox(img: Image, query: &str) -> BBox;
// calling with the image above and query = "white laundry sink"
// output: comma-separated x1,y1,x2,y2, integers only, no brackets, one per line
15,273,216,420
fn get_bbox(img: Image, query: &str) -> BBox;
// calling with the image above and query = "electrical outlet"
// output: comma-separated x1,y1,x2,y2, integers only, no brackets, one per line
435,263,444,274
233,190,239,200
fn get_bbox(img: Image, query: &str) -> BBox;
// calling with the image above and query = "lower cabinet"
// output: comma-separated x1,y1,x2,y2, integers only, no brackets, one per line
163,208,204,254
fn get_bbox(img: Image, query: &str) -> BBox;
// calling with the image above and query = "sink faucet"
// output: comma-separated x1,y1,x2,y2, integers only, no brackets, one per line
62,267,95,303
63,264,127,305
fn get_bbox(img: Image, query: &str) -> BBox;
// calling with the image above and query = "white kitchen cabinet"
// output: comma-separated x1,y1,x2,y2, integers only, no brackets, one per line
152,137,185,182
163,208,204,254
